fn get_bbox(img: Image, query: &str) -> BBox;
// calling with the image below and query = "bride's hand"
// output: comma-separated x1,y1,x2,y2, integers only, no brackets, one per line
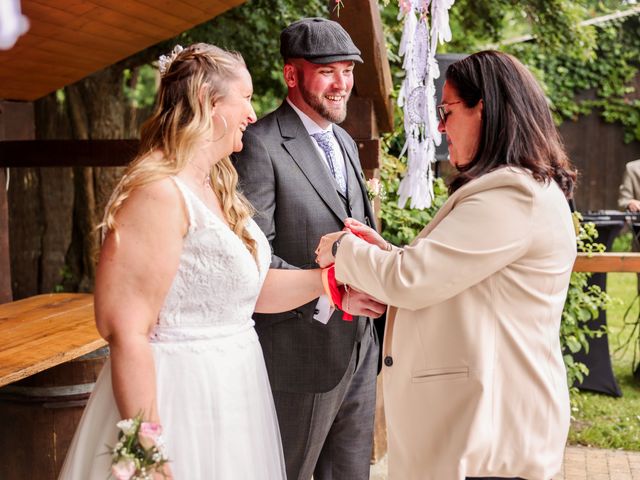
343,218,389,250
154,464,173,479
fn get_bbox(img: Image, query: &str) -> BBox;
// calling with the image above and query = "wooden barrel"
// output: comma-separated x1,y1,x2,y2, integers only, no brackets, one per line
0,347,108,480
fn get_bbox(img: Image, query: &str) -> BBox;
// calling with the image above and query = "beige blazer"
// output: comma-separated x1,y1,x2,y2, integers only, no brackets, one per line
618,159,640,210
335,167,576,479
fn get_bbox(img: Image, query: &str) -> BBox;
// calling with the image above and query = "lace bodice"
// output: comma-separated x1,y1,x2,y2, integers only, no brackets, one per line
155,176,271,330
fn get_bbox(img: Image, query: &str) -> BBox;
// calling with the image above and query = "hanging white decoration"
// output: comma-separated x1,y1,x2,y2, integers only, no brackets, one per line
396,0,455,209
0,0,29,50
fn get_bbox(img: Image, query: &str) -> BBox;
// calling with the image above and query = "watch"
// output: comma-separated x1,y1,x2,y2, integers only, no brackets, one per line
331,233,349,258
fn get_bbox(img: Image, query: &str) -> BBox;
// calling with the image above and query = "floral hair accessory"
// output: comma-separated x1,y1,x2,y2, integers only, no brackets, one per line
109,413,169,480
158,44,184,77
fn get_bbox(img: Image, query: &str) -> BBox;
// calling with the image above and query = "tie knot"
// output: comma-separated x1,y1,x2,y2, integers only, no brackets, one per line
311,131,334,148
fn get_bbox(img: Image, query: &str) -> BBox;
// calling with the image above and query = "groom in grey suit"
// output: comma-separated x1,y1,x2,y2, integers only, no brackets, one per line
233,18,385,480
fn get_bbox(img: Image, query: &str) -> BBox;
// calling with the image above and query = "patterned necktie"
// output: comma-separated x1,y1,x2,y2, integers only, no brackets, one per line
311,131,347,195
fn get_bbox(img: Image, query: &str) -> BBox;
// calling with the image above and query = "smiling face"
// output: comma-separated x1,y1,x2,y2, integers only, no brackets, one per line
284,59,354,128
437,81,483,169
213,67,257,155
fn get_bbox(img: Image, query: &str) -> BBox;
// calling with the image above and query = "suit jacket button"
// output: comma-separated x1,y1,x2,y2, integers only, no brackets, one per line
384,356,393,367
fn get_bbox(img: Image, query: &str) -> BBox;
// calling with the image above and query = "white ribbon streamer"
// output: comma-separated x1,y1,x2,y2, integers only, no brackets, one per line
0,0,29,50
397,0,455,209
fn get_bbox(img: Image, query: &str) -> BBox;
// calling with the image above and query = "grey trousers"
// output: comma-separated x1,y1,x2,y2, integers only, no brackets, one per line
273,321,378,480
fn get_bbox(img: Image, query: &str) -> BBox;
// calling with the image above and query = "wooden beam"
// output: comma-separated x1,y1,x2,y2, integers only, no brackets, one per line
573,252,640,272
356,138,380,170
342,96,378,140
0,139,139,168
332,0,394,133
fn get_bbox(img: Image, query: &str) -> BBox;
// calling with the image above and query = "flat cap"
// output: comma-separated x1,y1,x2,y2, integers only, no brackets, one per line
280,17,363,64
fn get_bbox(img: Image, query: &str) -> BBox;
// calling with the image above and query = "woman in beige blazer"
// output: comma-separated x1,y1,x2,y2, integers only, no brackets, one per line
316,51,577,480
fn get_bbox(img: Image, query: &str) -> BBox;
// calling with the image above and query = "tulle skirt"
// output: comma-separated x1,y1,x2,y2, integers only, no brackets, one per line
59,322,286,479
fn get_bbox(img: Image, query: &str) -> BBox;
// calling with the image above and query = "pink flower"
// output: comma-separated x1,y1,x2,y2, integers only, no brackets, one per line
138,422,163,450
111,458,136,480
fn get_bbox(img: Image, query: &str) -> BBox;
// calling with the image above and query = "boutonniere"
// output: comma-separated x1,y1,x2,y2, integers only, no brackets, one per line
365,178,385,201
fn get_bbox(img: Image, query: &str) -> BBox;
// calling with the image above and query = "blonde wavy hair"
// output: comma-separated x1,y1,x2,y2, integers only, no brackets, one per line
102,43,257,261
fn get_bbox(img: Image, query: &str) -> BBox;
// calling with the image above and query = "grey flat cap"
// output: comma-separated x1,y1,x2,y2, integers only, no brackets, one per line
280,17,363,64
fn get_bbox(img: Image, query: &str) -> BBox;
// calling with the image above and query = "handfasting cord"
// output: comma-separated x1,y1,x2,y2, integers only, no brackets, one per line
320,229,392,320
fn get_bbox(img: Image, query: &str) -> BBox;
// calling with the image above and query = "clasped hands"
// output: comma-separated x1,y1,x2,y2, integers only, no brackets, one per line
315,218,389,319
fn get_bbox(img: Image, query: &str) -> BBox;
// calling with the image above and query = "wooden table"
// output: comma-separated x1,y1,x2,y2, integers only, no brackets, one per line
0,293,106,388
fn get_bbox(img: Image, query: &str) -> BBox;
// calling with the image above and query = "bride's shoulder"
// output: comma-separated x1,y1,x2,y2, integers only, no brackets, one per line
115,176,187,234
129,177,180,207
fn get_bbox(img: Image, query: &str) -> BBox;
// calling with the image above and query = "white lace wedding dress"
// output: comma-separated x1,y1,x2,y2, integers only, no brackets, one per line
59,177,286,479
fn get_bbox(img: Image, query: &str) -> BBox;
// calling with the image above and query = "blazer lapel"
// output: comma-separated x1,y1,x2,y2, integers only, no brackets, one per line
277,103,349,222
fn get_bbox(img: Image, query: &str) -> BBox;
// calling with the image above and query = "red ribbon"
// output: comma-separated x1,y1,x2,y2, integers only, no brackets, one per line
322,265,353,321
320,229,372,321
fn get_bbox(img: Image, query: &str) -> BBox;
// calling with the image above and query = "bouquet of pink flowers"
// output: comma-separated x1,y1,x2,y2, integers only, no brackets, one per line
110,414,169,480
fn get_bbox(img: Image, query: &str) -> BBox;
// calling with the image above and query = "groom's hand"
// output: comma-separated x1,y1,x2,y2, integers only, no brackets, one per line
344,288,386,318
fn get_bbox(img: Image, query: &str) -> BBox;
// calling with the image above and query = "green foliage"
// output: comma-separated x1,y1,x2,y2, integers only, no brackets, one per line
420,0,640,142
569,272,640,450
509,14,640,143
123,65,158,109
445,0,599,60
174,0,327,117
562,215,612,387
53,265,75,293
613,231,633,252
379,147,448,245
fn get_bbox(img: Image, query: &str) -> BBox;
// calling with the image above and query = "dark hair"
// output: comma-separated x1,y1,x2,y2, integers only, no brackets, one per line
445,50,576,198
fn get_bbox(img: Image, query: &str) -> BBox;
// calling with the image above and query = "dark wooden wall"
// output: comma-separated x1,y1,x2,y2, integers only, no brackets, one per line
559,74,640,213
560,113,640,213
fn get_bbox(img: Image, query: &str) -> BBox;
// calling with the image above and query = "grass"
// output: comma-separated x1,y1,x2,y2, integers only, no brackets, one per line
568,266,640,450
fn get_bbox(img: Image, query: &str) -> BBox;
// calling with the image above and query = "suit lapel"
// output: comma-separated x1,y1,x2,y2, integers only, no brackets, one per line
277,103,349,222
335,128,377,228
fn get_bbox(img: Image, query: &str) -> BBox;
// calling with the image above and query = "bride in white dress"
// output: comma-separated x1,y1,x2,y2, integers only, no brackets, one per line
59,43,333,479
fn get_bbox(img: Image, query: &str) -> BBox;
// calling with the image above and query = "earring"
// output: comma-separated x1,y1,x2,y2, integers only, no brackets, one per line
212,114,228,142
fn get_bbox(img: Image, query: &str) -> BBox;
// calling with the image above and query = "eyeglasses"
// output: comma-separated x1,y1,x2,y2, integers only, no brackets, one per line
436,101,462,124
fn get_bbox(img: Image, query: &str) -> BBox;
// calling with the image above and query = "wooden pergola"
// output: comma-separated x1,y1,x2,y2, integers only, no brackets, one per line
0,2,394,476
0,0,395,304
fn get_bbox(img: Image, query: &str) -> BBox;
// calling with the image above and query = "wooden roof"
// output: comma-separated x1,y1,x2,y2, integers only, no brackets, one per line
0,0,246,101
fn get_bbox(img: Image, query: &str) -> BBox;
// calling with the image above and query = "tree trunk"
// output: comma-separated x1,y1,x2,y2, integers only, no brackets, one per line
10,64,128,298
64,66,127,292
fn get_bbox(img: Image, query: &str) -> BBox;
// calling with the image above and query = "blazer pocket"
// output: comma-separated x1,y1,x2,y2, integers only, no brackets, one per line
411,366,469,384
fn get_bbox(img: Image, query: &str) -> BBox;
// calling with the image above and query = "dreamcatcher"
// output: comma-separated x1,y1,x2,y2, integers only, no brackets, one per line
396,0,454,209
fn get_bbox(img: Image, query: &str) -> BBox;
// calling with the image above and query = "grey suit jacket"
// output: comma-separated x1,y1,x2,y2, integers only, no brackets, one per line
233,101,377,393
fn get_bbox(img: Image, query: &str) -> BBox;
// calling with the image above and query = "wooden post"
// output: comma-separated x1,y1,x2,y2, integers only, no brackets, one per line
331,1,395,462
0,167,9,303
331,0,394,132
0,100,36,303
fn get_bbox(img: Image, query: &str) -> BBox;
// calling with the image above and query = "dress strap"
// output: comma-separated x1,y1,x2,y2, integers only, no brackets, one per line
170,176,196,229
